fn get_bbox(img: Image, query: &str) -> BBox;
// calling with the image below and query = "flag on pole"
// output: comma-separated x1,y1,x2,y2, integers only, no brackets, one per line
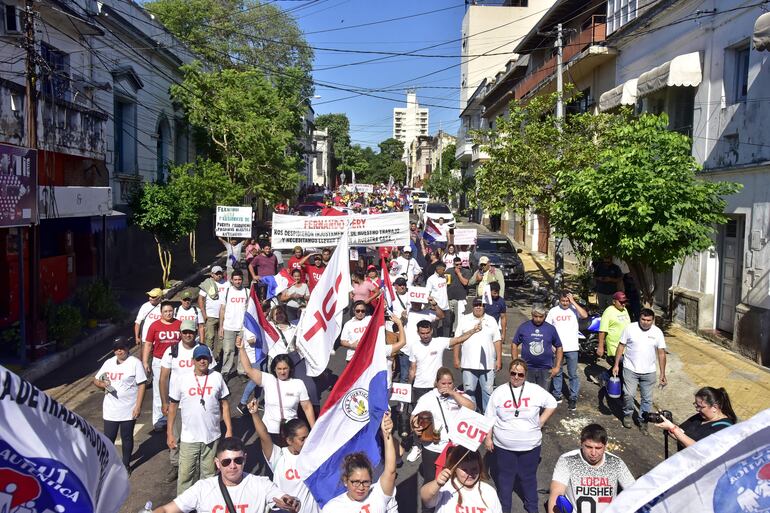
605,408,770,513
0,365,129,513
422,217,447,243
295,228,351,377
258,268,292,300
297,298,389,507
242,287,280,364
380,256,396,309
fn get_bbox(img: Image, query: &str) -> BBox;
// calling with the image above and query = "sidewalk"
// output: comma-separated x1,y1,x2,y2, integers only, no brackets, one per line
517,245,770,421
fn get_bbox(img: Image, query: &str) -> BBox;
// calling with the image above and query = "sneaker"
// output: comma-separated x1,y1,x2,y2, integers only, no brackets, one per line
568,399,577,411
554,396,563,404
235,403,248,417
639,422,649,435
621,416,633,429
406,445,422,463
587,374,601,385
166,466,178,483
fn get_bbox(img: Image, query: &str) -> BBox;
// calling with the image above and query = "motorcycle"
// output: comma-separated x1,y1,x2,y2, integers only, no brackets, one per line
577,313,601,362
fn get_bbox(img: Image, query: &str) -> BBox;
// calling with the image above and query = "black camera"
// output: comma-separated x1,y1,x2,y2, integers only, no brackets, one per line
642,410,673,423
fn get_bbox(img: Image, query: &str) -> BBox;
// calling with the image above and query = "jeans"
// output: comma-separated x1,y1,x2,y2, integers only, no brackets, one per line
103,419,136,468
221,329,239,375
526,368,552,393
462,368,495,412
622,367,656,419
397,352,411,384
177,439,217,495
204,317,222,361
240,360,264,405
492,444,541,513
151,358,165,426
553,351,579,401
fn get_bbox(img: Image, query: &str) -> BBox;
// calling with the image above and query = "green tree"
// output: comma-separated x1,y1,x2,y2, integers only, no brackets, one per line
338,145,370,184
551,112,740,305
363,138,406,184
425,143,465,203
171,63,302,203
131,182,198,286
145,0,313,93
315,113,351,177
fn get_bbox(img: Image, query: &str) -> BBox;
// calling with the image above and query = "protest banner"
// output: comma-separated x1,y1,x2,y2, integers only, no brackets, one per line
390,383,412,403
453,228,478,246
215,206,252,238
406,286,429,304
271,212,410,248
0,365,129,513
352,184,374,194
449,407,495,451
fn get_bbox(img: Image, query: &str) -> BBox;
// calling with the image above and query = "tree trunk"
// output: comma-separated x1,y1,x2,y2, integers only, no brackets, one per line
189,231,197,264
628,261,655,308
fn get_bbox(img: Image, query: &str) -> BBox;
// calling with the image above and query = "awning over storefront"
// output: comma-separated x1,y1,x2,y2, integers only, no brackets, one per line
754,12,770,51
636,52,702,97
598,78,638,112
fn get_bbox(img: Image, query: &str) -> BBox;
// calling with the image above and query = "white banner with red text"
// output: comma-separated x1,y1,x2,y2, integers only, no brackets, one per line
271,212,410,248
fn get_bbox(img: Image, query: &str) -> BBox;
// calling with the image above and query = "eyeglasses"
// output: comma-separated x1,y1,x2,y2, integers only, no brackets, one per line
219,456,245,467
510,372,526,378
181,331,196,335
348,480,372,488
194,356,210,361
355,309,366,314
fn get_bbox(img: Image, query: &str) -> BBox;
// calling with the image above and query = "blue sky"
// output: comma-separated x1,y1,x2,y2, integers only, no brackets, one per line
277,0,470,148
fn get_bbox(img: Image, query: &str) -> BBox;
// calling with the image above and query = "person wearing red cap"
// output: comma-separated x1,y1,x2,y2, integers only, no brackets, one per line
596,292,631,422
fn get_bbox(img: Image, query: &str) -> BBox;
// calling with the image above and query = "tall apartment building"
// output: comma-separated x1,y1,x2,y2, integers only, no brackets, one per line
393,90,429,161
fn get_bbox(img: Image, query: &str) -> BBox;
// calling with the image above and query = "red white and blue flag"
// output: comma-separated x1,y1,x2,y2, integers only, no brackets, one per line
422,217,447,243
242,287,280,364
259,268,293,300
297,298,390,507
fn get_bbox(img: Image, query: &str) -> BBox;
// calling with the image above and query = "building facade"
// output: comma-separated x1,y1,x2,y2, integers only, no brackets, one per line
311,128,332,187
393,89,429,163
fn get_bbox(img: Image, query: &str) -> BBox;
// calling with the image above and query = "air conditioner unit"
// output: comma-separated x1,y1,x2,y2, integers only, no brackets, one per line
3,4,21,35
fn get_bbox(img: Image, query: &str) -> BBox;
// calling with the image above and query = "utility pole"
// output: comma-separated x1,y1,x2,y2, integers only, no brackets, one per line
553,22,565,293
21,0,38,363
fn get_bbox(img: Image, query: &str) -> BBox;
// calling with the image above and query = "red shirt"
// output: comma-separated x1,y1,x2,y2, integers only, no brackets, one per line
304,263,326,292
145,319,182,358
287,256,306,281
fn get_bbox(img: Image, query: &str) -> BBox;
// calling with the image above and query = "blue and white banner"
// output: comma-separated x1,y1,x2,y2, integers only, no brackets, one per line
606,408,770,513
0,365,129,513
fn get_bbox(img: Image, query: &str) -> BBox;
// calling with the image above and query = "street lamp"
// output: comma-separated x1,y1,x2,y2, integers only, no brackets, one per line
297,94,321,107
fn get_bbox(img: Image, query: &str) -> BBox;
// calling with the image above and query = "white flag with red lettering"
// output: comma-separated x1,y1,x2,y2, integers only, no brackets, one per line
295,229,351,376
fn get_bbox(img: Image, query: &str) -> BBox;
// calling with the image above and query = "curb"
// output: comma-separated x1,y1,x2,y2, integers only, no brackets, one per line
21,259,224,383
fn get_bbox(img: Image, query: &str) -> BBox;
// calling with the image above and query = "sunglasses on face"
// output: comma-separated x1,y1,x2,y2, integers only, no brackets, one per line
181,331,196,335
194,356,210,362
355,309,366,314
219,456,245,467
510,372,526,378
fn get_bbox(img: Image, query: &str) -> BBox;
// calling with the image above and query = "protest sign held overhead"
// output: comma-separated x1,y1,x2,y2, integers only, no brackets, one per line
271,212,409,248
390,383,412,403
215,206,252,238
0,365,129,513
449,407,495,452
406,286,430,304
453,228,478,246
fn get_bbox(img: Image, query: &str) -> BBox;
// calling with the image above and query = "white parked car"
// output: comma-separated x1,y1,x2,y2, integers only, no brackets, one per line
422,202,456,229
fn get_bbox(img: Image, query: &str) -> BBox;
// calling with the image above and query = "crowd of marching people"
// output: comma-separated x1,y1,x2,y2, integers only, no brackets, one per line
101,189,739,513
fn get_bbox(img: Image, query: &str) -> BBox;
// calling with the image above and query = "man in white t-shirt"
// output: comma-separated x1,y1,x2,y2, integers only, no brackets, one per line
198,266,228,360
153,437,300,513
395,246,422,286
134,287,163,346
548,423,635,513
408,319,480,401
546,291,588,411
159,320,217,483
175,290,205,341
340,300,371,362
612,308,667,433
167,345,232,494
218,270,249,380
454,297,502,412
425,261,450,337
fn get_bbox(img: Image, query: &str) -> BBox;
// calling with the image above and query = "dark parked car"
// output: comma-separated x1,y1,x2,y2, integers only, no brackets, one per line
473,234,526,284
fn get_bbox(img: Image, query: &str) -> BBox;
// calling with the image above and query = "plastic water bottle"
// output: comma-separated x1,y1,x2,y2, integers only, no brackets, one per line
138,501,152,513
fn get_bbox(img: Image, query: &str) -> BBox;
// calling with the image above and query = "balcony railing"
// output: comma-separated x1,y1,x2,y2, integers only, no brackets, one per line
514,15,607,100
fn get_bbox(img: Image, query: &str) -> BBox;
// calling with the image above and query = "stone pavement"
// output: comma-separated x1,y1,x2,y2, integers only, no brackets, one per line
515,244,770,422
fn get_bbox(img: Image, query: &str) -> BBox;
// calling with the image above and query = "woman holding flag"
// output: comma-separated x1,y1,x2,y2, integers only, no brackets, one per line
321,413,397,513
249,404,320,513
237,342,315,446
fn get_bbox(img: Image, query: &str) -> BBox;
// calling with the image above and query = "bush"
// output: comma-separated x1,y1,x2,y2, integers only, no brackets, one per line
46,302,83,350
75,280,124,322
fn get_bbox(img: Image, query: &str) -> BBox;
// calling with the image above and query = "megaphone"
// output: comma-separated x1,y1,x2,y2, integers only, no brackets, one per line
555,495,574,513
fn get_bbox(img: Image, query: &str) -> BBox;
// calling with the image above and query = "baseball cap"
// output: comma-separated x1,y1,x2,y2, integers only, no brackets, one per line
367,264,377,272
112,337,130,351
402,245,412,253
211,265,223,274
612,291,628,303
393,277,407,286
146,287,163,298
192,345,213,360
478,256,490,265
180,319,197,332
181,290,193,300
472,297,484,306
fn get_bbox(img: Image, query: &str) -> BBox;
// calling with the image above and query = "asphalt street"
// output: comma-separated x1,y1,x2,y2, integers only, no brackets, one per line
33,278,668,513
